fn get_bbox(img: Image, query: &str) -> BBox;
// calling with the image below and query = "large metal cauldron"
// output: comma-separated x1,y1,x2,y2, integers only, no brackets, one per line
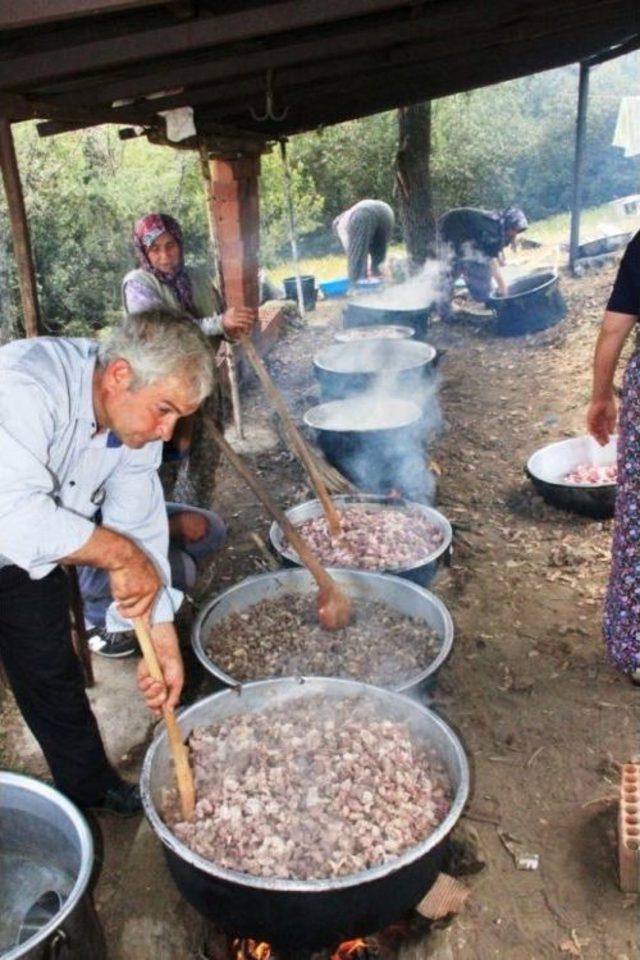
488,270,566,336
192,568,454,696
140,678,470,949
526,434,617,519
0,773,104,960
313,340,437,404
343,290,434,341
269,494,452,587
303,398,429,497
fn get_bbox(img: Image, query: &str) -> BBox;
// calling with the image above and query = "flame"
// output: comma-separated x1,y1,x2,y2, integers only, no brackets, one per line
232,939,272,960
331,938,368,960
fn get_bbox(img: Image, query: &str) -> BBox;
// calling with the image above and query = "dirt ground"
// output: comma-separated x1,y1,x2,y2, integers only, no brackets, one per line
2,261,639,958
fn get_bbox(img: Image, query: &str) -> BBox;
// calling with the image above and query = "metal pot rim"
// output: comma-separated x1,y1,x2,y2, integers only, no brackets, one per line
141,677,470,893
334,325,416,343
303,397,423,433
191,567,454,693
0,771,94,960
269,495,453,572
313,341,437,374
488,270,558,302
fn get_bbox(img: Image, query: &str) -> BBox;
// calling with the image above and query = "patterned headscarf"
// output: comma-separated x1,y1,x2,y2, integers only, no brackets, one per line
133,212,197,317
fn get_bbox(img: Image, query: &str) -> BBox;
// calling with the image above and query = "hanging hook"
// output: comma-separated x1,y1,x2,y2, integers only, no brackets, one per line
249,69,289,123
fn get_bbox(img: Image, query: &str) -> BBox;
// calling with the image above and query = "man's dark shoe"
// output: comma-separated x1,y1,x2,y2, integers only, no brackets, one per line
88,781,142,817
87,627,138,659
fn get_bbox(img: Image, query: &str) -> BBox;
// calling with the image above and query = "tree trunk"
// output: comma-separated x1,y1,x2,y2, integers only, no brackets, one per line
394,102,434,270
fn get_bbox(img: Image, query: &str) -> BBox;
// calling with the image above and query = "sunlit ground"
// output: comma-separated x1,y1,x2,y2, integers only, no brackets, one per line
270,200,640,285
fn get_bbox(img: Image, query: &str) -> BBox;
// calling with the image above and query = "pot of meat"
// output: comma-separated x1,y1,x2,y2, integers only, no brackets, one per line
313,340,438,404
140,677,470,949
269,494,452,587
192,568,454,696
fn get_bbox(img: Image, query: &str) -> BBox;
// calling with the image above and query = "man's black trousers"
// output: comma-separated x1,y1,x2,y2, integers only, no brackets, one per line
0,565,120,805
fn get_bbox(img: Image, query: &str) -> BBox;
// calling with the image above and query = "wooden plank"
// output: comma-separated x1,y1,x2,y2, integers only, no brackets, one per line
0,89,150,125
27,0,530,105
0,119,41,337
0,0,172,31
0,0,408,86
30,0,636,126
203,14,637,136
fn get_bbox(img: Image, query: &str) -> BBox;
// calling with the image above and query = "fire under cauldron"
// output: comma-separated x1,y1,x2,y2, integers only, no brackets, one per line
141,678,470,950
488,270,566,337
303,398,431,499
269,495,452,587
313,341,438,405
192,568,454,696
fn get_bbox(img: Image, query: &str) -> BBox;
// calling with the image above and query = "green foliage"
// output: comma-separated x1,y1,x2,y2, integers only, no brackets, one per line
258,148,324,266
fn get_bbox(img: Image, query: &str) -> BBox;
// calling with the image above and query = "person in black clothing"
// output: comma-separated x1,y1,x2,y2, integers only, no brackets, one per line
587,229,640,682
437,206,528,316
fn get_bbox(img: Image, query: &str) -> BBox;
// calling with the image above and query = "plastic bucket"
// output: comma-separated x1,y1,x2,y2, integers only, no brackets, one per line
283,275,317,310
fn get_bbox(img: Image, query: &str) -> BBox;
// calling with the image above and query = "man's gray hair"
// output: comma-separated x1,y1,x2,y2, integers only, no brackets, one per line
97,310,215,402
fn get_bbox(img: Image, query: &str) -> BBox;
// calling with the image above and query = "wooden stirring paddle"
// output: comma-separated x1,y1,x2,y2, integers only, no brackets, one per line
133,618,195,820
241,336,343,537
209,422,352,630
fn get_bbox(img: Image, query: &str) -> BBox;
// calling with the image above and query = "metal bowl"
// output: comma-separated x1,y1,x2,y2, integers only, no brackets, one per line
334,324,415,343
269,494,452,586
192,567,454,696
0,772,104,960
526,434,617,518
141,677,470,948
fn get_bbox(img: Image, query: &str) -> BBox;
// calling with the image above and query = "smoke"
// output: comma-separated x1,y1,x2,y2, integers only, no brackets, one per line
353,257,449,312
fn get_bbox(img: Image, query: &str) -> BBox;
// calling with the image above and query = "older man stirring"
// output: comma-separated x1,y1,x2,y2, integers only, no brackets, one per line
0,311,213,814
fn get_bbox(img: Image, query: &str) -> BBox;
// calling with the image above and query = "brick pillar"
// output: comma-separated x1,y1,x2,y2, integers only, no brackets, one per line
209,155,261,311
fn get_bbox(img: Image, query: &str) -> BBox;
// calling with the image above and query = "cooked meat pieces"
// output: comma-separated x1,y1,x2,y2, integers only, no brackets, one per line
564,462,616,485
165,695,452,880
205,593,441,686
289,507,444,570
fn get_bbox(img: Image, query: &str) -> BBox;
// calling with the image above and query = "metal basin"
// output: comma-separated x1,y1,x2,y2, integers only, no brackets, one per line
140,678,470,948
192,567,454,696
0,773,104,960
269,494,452,586
488,270,566,336
526,434,617,518
334,324,415,343
343,283,435,340
313,340,437,404
304,398,430,498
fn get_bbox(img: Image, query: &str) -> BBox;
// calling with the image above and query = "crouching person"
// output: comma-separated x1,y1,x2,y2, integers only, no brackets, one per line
0,311,214,814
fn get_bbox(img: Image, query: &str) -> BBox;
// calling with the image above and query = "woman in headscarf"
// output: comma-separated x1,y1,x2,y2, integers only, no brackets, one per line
124,212,256,506
124,211,254,340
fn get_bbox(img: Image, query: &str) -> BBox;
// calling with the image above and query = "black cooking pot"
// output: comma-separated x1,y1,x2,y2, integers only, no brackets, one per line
488,271,566,337
343,301,433,341
141,678,470,949
526,434,617,519
313,340,438,405
304,397,430,499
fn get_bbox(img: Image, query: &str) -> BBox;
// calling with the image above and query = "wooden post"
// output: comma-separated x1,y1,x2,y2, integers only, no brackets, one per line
569,62,590,275
199,143,244,439
0,118,41,336
209,154,261,313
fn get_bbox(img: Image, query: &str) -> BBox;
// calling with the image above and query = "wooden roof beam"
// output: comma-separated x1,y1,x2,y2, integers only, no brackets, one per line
0,0,176,31
205,15,637,136
26,0,527,106
0,0,410,87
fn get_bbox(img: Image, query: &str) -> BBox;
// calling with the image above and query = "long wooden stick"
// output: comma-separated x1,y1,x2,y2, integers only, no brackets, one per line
133,619,195,820
209,422,351,629
241,335,342,536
